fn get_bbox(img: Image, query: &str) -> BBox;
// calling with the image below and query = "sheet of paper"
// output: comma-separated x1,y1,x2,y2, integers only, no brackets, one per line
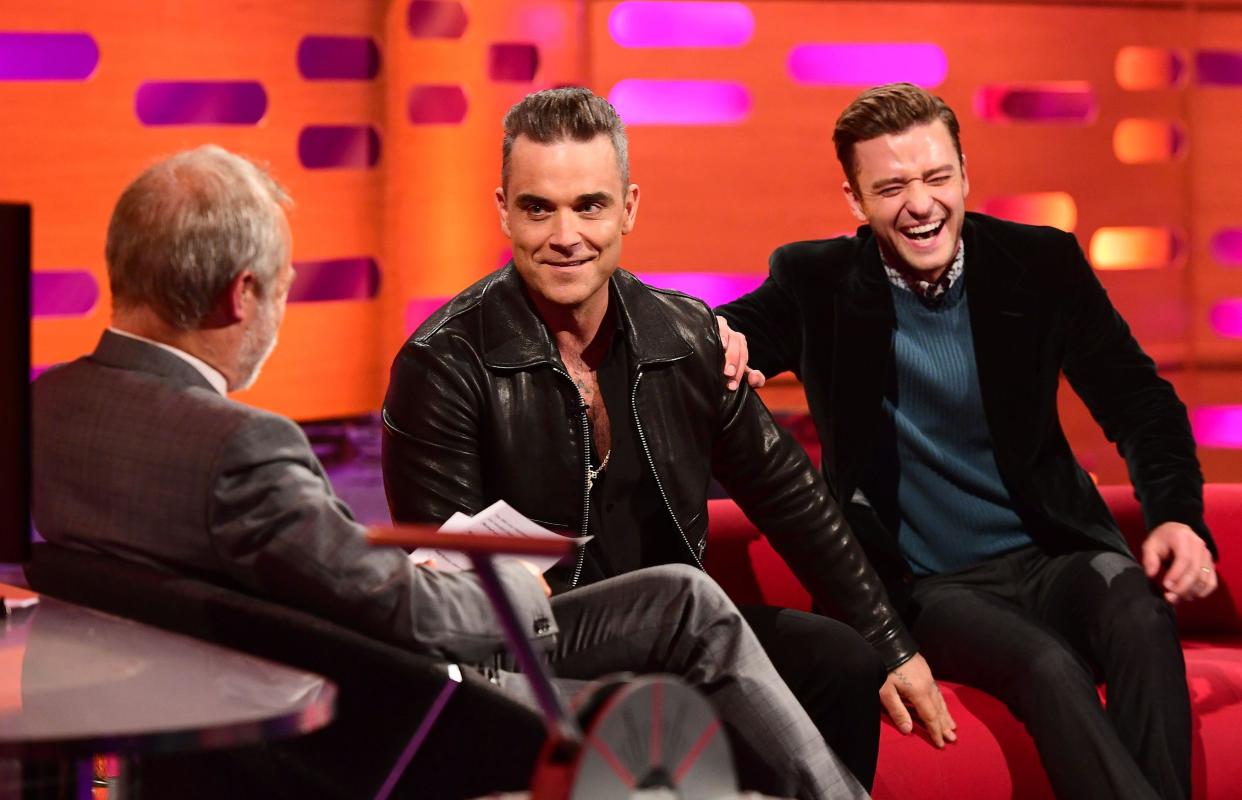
408,500,591,573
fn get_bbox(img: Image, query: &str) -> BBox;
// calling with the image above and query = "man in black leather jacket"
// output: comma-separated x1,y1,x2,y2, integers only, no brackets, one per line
382,87,956,791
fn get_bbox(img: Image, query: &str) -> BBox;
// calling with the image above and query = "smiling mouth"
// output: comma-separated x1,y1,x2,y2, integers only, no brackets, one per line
545,258,593,268
901,220,944,242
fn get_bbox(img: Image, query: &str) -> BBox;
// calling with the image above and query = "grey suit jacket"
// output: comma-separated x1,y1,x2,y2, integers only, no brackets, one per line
32,330,555,662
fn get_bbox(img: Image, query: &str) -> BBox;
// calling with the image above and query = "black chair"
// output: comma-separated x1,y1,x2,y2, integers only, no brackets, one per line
25,543,547,799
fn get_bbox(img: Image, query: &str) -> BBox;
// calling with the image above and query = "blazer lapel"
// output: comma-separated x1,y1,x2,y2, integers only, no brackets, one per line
962,216,1043,464
832,233,895,492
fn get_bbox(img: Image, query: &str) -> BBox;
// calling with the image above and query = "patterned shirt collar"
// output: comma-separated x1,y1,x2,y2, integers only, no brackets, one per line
881,239,965,303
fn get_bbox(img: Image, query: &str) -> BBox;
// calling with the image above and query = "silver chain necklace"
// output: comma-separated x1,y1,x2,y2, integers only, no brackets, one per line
586,449,611,492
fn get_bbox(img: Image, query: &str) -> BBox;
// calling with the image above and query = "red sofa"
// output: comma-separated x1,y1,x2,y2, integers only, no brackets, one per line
705,484,1242,799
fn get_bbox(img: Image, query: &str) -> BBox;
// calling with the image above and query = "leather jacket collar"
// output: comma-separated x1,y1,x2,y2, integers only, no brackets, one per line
479,265,694,370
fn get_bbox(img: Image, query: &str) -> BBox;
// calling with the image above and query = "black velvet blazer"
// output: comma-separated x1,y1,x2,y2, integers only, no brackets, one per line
718,213,1213,603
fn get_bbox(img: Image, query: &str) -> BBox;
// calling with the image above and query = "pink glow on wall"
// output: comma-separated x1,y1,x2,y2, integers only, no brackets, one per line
980,193,1077,232
635,272,764,308
975,83,1096,124
1209,299,1242,338
0,32,98,80
135,81,267,125
407,1,468,39
406,297,451,333
407,85,467,124
1196,50,1242,86
609,80,749,125
1192,406,1242,448
787,44,947,87
1210,230,1242,266
31,270,99,318
488,43,538,82
609,2,754,48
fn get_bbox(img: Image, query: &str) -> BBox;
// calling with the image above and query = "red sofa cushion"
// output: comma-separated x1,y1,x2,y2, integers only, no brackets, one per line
704,485,1242,800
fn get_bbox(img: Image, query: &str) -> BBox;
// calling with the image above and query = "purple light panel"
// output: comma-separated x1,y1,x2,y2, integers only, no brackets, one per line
1209,298,1242,338
609,80,749,125
135,81,266,125
608,2,754,48
1211,230,1242,266
408,85,467,124
298,126,381,169
788,44,947,87
635,272,764,308
488,43,538,82
1196,51,1242,87
975,83,1096,124
1192,406,1242,449
406,296,450,333
0,32,98,80
289,257,380,303
31,270,98,318
408,1,468,39
297,36,380,80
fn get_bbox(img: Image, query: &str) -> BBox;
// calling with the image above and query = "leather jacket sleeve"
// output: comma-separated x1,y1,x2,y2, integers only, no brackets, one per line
705,327,919,670
382,335,486,525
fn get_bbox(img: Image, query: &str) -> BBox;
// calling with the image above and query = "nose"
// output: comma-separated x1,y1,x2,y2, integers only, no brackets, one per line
548,208,581,254
905,180,935,217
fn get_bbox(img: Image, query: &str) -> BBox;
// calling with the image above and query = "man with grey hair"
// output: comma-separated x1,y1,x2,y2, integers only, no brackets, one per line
33,145,862,800
384,86,955,794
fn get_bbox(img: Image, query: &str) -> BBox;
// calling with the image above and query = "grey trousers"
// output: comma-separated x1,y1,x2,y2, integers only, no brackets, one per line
495,564,867,800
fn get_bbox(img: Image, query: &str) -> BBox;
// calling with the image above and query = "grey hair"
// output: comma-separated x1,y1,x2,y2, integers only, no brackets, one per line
501,87,629,190
105,144,291,329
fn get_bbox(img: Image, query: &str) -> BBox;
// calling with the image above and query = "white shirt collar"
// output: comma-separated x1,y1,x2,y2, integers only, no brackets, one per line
108,327,229,396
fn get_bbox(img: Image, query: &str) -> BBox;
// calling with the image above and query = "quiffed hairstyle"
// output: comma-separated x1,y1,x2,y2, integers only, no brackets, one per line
501,87,629,190
833,83,963,190
105,145,291,330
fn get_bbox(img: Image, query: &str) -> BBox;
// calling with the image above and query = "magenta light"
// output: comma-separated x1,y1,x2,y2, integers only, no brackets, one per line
975,83,1096,124
1209,298,1242,338
1192,406,1242,449
609,2,753,48
406,297,451,333
788,43,947,87
1196,50,1242,86
1211,229,1242,266
0,32,99,80
609,80,749,125
635,272,764,308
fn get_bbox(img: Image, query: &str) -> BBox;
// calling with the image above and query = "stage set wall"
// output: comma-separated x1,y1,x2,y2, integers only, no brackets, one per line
4,0,1242,484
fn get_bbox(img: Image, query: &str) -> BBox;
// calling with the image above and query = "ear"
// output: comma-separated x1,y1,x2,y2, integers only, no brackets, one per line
842,180,867,223
960,153,970,200
495,186,512,238
621,183,640,235
226,270,258,323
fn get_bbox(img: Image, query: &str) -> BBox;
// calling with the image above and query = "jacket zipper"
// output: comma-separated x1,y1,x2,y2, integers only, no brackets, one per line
552,367,592,587
631,370,706,571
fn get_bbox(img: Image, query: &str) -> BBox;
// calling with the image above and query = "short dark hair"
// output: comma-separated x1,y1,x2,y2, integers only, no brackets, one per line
106,145,290,329
501,87,629,190
833,83,963,190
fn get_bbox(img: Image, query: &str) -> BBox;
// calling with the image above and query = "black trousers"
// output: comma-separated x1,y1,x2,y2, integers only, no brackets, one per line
740,604,887,792
909,545,1190,800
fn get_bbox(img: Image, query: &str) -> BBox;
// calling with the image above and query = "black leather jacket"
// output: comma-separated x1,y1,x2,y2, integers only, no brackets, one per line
382,265,916,668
